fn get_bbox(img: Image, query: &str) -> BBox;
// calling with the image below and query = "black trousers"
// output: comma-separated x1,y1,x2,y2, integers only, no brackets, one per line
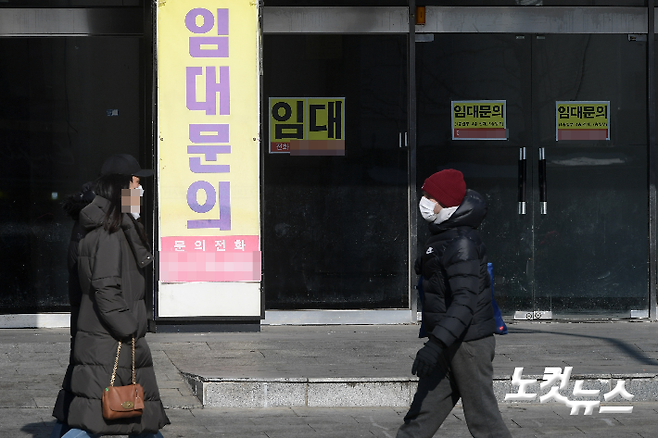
397,335,512,438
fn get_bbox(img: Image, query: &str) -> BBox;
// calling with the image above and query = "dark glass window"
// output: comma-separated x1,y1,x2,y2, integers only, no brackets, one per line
262,34,409,309
0,1,141,7
263,1,646,6
0,37,144,313
416,33,648,318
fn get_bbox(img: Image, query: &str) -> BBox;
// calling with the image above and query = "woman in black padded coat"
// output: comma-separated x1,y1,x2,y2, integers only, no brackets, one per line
55,154,169,438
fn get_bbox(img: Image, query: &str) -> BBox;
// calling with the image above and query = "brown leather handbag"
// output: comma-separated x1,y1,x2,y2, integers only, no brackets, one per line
102,337,145,420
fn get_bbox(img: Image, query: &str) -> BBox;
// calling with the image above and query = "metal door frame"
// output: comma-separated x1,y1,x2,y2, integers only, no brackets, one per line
0,8,143,36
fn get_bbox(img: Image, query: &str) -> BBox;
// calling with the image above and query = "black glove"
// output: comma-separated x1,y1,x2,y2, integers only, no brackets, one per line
411,338,444,378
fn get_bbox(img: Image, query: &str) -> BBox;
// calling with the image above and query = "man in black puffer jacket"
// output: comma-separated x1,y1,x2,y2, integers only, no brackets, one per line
397,169,511,438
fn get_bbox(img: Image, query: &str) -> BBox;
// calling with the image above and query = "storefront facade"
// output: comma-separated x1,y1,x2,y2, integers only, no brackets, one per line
1,1,656,326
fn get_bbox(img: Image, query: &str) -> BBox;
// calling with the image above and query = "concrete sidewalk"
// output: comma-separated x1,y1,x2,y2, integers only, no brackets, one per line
8,404,658,438
162,320,658,408
1,321,658,437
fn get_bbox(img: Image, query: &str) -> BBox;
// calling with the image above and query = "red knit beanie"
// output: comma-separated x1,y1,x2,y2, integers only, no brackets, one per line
421,169,466,208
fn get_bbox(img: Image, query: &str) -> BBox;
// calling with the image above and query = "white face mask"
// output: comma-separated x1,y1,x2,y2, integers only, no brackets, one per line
419,196,439,222
131,185,144,220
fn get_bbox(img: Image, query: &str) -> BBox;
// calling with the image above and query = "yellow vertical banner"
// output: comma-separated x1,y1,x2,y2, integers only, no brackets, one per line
157,1,260,288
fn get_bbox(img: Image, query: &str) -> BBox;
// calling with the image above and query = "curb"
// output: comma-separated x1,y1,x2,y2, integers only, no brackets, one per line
182,373,658,408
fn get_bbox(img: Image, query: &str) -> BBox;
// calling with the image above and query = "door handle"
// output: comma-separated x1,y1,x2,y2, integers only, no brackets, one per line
399,132,408,148
518,147,527,215
538,147,547,215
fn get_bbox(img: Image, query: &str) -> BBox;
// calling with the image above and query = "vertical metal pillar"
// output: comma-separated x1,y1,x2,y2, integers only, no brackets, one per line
408,0,418,322
147,0,158,330
648,0,657,320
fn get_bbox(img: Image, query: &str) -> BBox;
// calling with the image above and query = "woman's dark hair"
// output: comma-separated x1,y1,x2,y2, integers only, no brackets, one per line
94,174,131,233
94,174,151,250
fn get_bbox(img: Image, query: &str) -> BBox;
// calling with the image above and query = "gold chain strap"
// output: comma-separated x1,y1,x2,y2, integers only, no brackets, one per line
132,336,136,385
109,337,136,387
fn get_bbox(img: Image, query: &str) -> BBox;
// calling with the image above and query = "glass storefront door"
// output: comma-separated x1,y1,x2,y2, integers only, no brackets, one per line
0,6,149,315
532,34,648,317
262,34,409,309
0,37,145,313
417,33,648,319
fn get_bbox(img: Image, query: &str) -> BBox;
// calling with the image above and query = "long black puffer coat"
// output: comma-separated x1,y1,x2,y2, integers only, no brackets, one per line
54,196,170,434
416,189,496,348
53,183,95,421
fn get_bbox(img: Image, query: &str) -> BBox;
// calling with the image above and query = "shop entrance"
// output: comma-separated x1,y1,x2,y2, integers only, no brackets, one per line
262,34,410,310
416,33,649,318
0,7,150,316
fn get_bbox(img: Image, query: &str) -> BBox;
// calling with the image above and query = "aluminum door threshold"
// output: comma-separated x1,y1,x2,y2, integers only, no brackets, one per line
264,310,415,325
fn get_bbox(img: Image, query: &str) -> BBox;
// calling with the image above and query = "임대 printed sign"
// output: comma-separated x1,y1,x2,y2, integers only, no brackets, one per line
556,101,610,141
269,97,345,156
452,100,507,140
158,1,260,283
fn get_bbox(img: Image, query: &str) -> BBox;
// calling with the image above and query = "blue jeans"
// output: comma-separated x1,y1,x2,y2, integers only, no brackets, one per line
49,422,68,438
60,427,164,438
